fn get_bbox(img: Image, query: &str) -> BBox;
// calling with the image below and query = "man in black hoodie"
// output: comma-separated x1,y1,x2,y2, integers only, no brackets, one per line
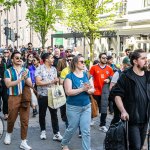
112,49,150,150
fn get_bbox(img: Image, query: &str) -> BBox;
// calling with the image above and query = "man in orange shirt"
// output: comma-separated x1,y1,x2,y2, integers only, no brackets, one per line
90,53,114,132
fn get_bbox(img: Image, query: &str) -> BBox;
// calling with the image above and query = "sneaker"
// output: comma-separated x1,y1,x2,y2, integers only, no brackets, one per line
99,126,108,133
4,114,8,120
62,145,70,150
32,109,37,117
78,134,82,138
90,120,95,126
53,132,62,142
4,132,11,145
40,130,46,140
20,140,32,150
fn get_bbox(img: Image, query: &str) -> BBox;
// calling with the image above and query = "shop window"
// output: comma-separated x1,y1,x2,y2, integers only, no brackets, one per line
143,43,147,51
138,43,141,49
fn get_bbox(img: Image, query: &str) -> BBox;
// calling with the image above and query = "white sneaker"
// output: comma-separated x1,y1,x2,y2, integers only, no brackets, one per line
99,126,108,133
90,120,95,126
4,132,11,145
40,130,46,140
53,132,62,142
20,140,32,150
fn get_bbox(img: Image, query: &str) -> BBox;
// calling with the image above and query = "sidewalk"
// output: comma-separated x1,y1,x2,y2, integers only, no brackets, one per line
0,110,113,150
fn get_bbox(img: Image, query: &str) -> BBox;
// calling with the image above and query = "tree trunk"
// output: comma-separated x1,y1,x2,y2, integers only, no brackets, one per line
89,33,95,66
41,31,46,48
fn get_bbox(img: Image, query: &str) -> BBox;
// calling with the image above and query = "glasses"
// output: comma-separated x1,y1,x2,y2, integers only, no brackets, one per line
33,59,37,62
4,52,9,54
29,56,33,58
66,51,71,53
15,57,22,60
78,61,85,64
67,59,72,62
101,57,107,59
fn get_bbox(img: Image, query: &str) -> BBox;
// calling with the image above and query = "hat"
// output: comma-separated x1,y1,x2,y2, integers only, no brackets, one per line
3,49,9,53
107,56,113,60
122,56,130,65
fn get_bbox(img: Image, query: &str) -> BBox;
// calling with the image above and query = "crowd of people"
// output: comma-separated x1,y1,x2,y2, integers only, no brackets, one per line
0,43,149,150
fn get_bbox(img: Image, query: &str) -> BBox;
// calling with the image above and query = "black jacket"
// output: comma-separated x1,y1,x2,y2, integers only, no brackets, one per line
111,67,150,124
2,57,12,69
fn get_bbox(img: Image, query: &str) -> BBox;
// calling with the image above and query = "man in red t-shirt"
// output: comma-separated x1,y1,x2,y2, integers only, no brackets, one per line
90,53,114,132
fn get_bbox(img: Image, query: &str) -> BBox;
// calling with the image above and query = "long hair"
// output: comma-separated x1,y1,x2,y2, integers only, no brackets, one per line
129,49,145,66
70,55,83,72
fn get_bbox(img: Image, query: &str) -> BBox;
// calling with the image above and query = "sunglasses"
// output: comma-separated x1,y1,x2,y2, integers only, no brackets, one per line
33,59,36,62
15,57,22,60
4,52,9,53
101,57,107,59
67,59,72,62
66,51,71,53
78,61,86,64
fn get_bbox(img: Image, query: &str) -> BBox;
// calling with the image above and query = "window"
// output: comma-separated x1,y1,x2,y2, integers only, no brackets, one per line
144,0,150,7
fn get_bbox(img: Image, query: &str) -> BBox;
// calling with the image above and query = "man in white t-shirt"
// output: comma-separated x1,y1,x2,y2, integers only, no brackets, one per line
72,47,79,56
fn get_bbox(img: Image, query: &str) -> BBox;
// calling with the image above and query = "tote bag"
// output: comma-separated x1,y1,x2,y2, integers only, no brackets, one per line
48,84,66,109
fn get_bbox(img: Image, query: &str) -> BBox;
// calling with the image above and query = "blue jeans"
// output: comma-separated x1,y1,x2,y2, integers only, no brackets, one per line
61,103,91,150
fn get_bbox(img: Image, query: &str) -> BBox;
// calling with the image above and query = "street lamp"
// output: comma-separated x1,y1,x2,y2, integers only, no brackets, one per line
15,0,21,49
0,10,2,47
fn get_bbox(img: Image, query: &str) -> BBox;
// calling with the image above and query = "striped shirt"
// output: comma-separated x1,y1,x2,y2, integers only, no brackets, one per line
4,66,30,96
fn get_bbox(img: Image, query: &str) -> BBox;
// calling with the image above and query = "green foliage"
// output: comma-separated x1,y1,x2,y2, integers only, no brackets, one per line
85,59,91,68
63,0,122,61
1,0,20,10
25,0,63,48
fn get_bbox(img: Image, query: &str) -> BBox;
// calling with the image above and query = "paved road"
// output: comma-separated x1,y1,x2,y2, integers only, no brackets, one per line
0,110,113,150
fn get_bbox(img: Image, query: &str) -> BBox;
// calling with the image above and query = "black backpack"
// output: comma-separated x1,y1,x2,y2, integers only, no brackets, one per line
104,120,129,150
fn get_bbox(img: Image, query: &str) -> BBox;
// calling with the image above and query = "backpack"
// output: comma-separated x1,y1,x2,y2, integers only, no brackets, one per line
104,120,129,150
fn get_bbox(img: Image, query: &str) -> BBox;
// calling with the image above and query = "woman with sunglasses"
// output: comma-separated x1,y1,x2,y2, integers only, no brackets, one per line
61,55,94,150
25,53,38,117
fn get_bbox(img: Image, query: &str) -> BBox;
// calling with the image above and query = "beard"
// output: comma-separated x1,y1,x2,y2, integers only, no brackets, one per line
137,64,147,71
100,61,107,65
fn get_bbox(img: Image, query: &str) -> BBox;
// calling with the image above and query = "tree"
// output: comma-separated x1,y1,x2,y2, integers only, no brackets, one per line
1,0,20,9
25,0,63,48
63,0,122,61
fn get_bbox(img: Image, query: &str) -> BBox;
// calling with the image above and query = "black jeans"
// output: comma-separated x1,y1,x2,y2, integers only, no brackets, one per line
38,95,59,134
93,95,107,126
128,123,148,150
0,84,8,115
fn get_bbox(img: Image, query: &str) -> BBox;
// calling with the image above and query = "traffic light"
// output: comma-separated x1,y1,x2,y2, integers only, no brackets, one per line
15,33,18,41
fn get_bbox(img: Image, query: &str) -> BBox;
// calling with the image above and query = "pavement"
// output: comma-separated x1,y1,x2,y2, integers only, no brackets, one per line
0,109,113,150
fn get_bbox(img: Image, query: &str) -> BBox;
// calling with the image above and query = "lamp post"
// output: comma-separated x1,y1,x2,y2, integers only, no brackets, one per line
0,10,2,47
16,3,18,49
6,9,8,47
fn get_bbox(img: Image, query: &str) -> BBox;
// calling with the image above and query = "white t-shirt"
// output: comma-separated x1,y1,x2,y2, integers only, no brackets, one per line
72,51,79,56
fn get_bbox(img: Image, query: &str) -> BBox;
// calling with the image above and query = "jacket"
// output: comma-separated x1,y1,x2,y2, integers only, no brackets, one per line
111,67,150,124
101,83,110,113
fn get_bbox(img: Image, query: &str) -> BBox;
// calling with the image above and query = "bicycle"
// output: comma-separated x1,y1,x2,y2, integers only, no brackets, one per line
0,116,4,140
